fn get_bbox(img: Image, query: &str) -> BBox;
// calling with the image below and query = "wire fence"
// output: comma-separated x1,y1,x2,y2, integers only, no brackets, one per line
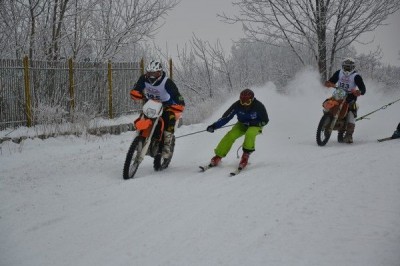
0,57,145,130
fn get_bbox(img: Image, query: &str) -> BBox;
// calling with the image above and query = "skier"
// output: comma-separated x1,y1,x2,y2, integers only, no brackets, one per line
130,60,185,159
206,89,269,169
325,57,366,143
392,122,400,139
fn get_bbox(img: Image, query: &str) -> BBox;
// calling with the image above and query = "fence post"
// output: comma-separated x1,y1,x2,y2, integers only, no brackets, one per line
169,58,173,79
108,60,113,119
140,58,144,75
68,58,75,116
23,56,32,127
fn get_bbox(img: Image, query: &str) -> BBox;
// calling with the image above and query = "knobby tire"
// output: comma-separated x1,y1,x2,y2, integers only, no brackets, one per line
153,135,175,171
123,137,143,179
316,114,332,146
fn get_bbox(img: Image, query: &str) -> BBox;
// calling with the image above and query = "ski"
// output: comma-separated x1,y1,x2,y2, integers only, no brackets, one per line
200,163,248,176
229,167,243,176
377,137,397,142
199,164,214,172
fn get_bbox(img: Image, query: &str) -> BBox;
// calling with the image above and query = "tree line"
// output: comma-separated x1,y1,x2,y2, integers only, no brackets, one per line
1,0,399,127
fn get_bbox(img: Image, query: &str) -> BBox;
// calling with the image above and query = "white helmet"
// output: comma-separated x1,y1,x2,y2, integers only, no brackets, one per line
342,57,355,76
146,60,163,72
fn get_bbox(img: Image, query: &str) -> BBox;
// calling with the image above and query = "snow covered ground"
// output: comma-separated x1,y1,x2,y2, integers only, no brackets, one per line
1,70,400,266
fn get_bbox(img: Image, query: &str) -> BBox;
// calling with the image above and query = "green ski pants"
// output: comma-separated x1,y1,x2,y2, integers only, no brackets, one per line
214,123,262,157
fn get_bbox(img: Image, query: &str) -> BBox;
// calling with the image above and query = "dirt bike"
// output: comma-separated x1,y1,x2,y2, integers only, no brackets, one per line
316,87,350,146
123,99,175,179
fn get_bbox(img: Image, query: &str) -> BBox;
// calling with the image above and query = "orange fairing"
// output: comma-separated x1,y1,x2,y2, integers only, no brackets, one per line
323,99,338,110
135,118,152,132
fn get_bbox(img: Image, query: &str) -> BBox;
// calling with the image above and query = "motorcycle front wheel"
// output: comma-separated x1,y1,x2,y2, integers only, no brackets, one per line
123,136,144,179
154,135,175,171
316,114,332,146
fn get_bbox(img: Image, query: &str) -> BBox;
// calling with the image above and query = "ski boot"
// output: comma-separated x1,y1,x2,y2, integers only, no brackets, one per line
210,155,222,166
239,152,250,169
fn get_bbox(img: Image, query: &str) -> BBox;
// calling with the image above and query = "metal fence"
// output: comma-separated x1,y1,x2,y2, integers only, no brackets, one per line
0,57,145,130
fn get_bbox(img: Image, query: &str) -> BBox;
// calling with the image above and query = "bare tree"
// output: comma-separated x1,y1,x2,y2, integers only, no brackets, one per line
190,34,214,97
26,0,42,59
220,0,400,80
46,0,70,60
207,40,234,92
0,1,30,58
175,43,205,94
85,0,178,60
0,0,179,61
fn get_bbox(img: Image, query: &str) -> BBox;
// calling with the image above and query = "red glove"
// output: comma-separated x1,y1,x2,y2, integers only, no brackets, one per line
324,81,335,88
166,104,185,120
351,89,361,96
130,90,144,100
167,104,185,112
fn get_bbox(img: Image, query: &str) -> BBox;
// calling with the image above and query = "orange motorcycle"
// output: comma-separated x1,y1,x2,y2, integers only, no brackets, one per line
123,99,175,179
316,87,349,146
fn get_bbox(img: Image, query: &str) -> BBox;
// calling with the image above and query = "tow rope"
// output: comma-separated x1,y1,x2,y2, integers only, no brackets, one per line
357,97,400,121
175,123,235,139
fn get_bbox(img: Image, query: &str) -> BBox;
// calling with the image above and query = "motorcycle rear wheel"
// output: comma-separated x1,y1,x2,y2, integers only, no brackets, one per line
316,114,332,146
123,136,144,179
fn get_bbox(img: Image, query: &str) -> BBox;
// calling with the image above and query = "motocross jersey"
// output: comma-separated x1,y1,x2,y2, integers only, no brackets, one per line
337,70,358,93
144,76,169,102
328,69,366,102
131,72,185,106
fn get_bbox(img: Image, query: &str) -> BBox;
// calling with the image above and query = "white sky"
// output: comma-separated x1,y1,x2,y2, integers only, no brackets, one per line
155,0,400,66
355,11,400,66
154,0,243,56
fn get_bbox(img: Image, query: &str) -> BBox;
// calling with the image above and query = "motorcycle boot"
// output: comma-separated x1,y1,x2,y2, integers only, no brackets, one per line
338,131,345,143
162,131,174,158
343,123,355,143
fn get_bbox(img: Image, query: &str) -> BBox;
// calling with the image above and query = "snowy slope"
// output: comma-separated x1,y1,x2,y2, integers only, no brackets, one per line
1,69,400,266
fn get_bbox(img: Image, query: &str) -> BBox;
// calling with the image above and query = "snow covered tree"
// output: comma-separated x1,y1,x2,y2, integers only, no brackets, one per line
0,0,178,61
220,0,400,81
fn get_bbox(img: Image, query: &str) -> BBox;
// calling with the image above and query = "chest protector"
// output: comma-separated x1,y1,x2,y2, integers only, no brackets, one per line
144,76,170,102
338,70,357,93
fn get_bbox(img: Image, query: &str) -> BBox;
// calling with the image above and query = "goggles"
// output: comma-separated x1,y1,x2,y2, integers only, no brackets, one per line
343,65,353,72
240,98,253,106
147,71,161,78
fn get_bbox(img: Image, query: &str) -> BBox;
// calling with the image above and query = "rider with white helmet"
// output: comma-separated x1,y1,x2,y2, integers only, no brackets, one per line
130,59,185,159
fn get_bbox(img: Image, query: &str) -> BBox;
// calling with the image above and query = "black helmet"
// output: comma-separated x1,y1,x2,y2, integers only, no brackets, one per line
239,89,254,106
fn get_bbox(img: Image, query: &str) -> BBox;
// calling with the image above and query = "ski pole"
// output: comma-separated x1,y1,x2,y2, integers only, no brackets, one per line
175,123,235,139
356,97,400,121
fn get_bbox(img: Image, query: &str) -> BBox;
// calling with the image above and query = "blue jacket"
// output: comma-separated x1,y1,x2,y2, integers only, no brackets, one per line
213,98,269,129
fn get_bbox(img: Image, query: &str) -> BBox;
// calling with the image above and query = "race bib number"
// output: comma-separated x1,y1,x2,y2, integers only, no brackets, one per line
145,88,161,101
